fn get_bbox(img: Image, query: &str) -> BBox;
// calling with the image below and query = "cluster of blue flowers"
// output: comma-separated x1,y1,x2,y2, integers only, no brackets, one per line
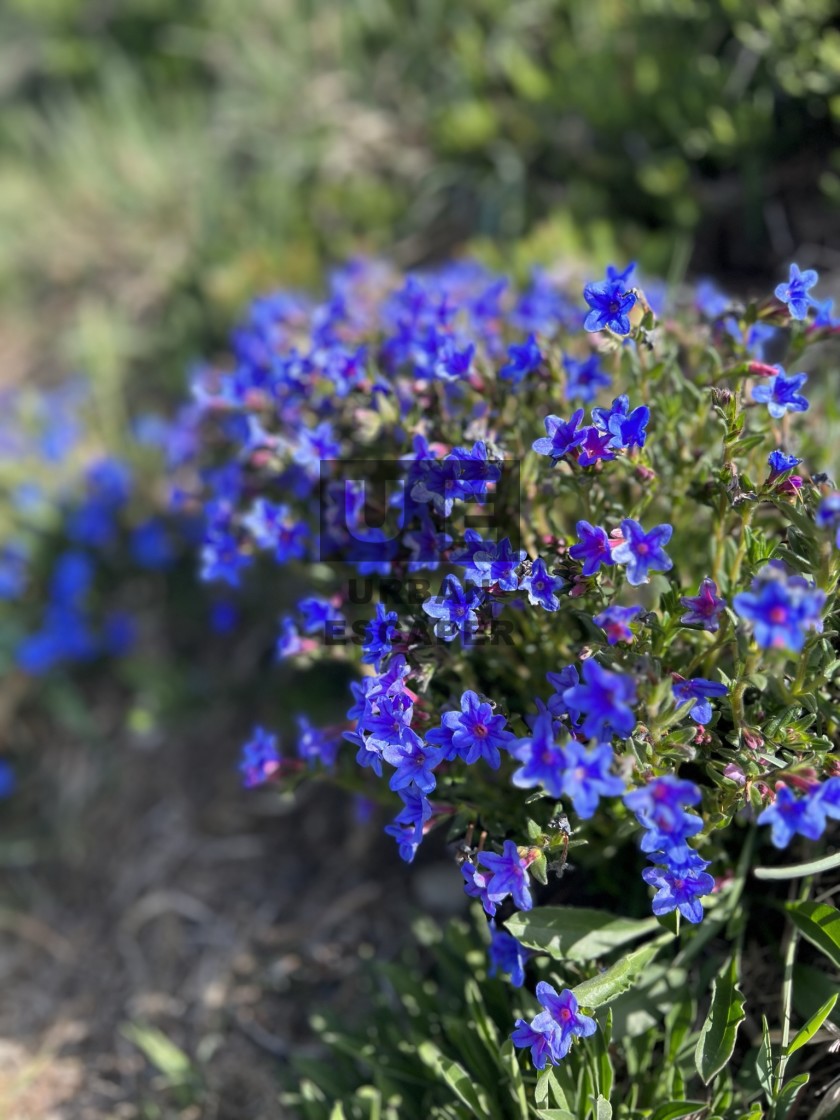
174,256,840,1070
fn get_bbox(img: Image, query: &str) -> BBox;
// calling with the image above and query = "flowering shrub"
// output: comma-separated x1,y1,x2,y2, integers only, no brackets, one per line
181,256,840,1116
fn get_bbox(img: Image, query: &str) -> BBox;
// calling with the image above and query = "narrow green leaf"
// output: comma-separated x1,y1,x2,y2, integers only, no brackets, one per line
775,1072,809,1116
417,1042,491,1117
122,1023,193,1083
694,953,747,1084
755,851,840,880
535,1111,575,1120
329,1104,348,1120
650,1103,708,1120
500,1040,529,1120
755,1015,773,1104
786,901,840,969
787,993,839,1055
505,907,659,962
571,939,667,1009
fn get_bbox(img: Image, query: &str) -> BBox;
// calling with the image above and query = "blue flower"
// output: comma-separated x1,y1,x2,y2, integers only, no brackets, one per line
593,604,642,644
611,519,673,586
733,563,824,653
641,863,715,923
510,711,566,798
361,603,400,669
471,537,527,591
531,410,587,462
462,861,498,916
679,577,726,631
499,334,542,384
478,839,535,911
816,493,840,548
591,395,650,450
510,1018,561,1070
520,558,563,611
384,788,432,862
297,715,340,768
297,596,344,634
381,733,442,794
239,726,281,788
774,264,819,320
563,659,637,742
511,984,597,1068
757,785,826,848
488,923,529,987
624,776,704,857
752,368,809,419
569,521,615,577
429,689,515,769
812,297,840,329
562,353,611,403
577,426,617,466
583,277,637,335
767,450,802,475
672,677,728,724
560,740,625,819
422,575,484,642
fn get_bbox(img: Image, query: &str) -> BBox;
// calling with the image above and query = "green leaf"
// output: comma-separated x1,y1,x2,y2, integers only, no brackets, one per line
755,1015,773,1104
755,851,840,879
775,1072,809,1116
694,953,746,1085
650,1104,708,1120
787,993,838,1055
535,1112,575,1120
417,1042,492,1117
571,939,667,1009
786,900,840,969
504,907,660,961
500,1040,529,1120
329,1104,348,1120
595,1096,612,1120
122,1023,193,1084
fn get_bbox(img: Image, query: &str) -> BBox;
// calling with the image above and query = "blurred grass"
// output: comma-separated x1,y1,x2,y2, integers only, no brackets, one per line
0,0,838,399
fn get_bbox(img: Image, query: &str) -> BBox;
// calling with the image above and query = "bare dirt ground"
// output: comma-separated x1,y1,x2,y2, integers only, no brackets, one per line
0,691,455,1120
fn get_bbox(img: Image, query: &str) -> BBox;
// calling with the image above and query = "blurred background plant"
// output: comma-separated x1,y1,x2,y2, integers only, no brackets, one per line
1,0,839,395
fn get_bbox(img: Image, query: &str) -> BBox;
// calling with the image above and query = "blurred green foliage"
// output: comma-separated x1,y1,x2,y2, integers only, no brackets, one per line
0,0,838,394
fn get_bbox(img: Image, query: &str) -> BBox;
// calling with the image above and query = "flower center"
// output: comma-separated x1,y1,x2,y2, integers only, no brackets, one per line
769,606,787,623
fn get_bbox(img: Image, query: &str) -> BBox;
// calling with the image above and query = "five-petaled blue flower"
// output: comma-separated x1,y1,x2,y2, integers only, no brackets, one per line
422,574,485,641
569,520,616,577
426,689,515,769
733,563,824,653
560,740,625,818
672,677,728,724
752,368,809,419
591,395,650,450
520,557,563,611
757,785,826,848
563,353,611,403
774,263,819,320
362,602,400,669
478,839,535,911
583,277,637,335
512,983,597,1068
641,863,715,924
532,410,587,462
679,577,726,631
767,450,802,475
563,659,637,742
611,519,673,586
510,711,567,798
